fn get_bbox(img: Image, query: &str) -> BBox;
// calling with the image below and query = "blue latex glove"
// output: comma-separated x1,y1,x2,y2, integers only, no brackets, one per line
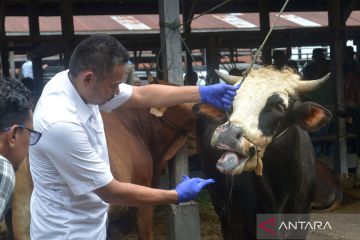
174,175,215,203
199,83,240,111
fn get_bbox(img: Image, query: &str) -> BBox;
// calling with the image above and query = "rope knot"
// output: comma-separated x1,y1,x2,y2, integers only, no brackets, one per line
159,18,181,30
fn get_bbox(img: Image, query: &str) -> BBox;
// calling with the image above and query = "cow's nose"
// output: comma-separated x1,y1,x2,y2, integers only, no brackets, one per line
228,124,243,140
211,123,245,150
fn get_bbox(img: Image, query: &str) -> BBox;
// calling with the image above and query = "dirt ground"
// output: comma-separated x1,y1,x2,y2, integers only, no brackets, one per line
123,174,360,240
123,190,223,240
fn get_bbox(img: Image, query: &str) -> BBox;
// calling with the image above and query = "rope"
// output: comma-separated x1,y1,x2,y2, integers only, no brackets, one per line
235,0,291,87
157,0,290,85
184,0,232,25
157,0,233,74
225,0,290,122
181,36,207,82
157,18,183,72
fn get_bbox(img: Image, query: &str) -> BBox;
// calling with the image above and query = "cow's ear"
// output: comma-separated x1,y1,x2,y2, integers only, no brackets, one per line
192,103,227,123
294,102,332,132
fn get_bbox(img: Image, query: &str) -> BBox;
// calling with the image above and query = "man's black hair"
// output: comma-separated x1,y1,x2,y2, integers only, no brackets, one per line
69,34,129,78
0,79,32,129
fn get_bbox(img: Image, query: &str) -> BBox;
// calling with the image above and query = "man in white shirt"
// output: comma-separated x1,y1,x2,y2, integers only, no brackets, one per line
21,56,33,80
30,34,240,239
21,54,35,92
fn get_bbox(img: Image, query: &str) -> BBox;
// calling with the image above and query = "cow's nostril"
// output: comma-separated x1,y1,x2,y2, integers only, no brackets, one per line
249,147,256,157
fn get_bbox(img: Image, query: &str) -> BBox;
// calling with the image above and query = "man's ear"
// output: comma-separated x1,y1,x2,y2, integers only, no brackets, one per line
192,103,227,124
6,126,18,147
294,102,332,132
82,71,95,86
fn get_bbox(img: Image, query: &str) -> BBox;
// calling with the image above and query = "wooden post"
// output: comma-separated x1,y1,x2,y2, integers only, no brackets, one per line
206,35,219,84
182,0,196,85
259,0,271,65
28,0,43,97
328,0,348,176
158,0,201,239
159,0,183,86
60,0,75,68
9,51,15,79
0,0,9,80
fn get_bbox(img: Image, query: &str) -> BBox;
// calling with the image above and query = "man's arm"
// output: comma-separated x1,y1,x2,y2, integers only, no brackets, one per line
94,176,215,206
122,83,239,111
40,120,214,206
122,84,199,108
94,179,178,206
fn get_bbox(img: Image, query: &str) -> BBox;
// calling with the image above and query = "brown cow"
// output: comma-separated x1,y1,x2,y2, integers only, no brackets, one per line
11,103,197,240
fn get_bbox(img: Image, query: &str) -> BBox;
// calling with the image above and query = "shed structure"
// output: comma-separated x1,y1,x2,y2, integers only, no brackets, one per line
1,1,360,238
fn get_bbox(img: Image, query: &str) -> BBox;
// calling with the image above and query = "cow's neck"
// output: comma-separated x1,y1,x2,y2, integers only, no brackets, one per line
253,125,314,213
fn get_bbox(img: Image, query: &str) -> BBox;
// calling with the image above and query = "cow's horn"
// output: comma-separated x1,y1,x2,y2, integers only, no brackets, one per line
215,70,240,85
295,72,331,93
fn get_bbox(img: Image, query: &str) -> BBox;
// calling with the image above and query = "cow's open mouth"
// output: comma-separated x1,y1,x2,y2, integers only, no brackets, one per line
216,151,249,174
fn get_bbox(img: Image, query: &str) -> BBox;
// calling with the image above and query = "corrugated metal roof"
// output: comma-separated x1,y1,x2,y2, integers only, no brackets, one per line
4,11,360,35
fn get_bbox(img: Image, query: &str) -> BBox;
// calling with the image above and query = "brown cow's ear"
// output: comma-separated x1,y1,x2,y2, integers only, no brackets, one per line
192,103,227,123
294,102,332,132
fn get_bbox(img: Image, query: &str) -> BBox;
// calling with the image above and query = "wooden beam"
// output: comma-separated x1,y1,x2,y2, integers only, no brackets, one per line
328,0,348,177
159,0,183,86
0,0,10,79
31,42,66,59
182,0,198,78
0,26,342,54
205,35,219,84
159,0,201,239
259,0,271,65
343,0,358,23
0,0,5,35
28,0,44,97
4,1,342,16
60,0,75,68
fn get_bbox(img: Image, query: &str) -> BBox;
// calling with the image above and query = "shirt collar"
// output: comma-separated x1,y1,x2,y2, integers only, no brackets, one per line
62,70,95,124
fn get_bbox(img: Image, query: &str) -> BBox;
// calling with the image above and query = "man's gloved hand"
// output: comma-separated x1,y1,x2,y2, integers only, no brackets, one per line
174,175,215,203
199,83,240,111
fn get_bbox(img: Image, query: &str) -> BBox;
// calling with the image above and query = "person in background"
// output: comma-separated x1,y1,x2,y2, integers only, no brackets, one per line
271,48,298,72
21,53,48,94
0,79,41,220
184,70,199,85
272,49,287,70
343,46,360,105
302,48,331,81
29,34,240,240
301,48,333,158
21,53,35,93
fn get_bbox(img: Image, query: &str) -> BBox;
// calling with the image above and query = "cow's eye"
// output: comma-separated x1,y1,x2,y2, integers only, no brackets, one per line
276,103,286,112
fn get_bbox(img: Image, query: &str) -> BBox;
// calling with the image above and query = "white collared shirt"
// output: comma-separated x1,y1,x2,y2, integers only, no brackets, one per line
29,70,132,240
21,60,33,79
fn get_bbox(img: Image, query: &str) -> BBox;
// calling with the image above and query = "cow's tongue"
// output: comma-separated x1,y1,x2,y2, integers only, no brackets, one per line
216,152,246,173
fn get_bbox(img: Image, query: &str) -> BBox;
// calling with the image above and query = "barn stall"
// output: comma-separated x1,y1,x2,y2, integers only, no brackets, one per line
1,0,360,239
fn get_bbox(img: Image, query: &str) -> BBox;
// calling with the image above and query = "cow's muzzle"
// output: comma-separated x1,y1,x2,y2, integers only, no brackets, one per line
211,123,258,175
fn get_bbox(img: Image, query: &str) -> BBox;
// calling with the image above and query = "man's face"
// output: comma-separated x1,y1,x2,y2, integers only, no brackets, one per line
87,64,125,105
